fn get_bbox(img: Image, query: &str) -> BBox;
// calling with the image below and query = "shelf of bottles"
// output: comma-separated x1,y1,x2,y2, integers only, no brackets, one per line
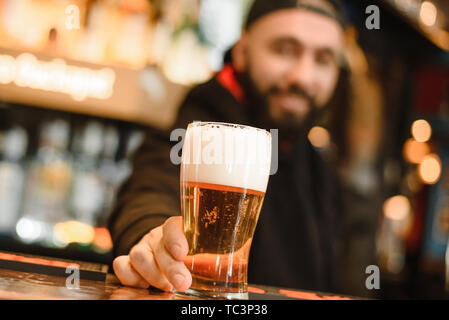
0,104,146,257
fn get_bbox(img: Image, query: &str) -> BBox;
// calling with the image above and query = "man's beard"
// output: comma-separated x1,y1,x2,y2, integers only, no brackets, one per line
236,70,324,140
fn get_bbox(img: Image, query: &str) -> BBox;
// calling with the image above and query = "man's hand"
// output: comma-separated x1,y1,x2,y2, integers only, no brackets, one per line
112,216,192,292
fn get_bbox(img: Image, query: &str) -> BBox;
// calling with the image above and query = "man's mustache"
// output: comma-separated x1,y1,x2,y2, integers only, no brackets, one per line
266,85,315,107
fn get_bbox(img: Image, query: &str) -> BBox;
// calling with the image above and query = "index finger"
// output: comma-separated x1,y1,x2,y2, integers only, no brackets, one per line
162,216,189,261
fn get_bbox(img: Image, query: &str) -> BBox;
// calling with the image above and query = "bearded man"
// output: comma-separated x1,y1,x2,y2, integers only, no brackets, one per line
109,0,349,294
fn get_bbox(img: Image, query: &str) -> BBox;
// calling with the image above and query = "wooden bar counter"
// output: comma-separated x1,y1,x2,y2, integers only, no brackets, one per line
0,267,356,300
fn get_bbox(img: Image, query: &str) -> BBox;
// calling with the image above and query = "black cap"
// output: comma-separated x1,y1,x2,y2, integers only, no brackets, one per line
244,0,347,30
223,0,347,64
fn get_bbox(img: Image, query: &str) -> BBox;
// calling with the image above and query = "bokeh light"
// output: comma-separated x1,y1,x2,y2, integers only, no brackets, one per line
16,217,45,242
308,126,330,149
418,154,442,184
411,119,432,142
420,1,437,27
53,220,95,245
403,138,430,164
93,227,113,252
383,195,411,221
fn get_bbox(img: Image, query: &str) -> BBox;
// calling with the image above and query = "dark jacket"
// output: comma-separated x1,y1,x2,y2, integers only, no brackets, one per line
108,74,344,293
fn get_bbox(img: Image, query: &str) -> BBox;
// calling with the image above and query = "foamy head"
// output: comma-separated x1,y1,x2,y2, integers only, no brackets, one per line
181,122,272,193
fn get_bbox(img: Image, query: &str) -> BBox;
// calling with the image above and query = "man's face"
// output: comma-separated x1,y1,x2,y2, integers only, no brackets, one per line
234,9,344,130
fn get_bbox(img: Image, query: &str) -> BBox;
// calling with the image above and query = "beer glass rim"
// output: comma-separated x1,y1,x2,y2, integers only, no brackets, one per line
187,121,271,137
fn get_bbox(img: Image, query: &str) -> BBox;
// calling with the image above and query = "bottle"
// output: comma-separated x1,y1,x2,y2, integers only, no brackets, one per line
70,121,105,226
0,127,28,235
19,119,73,244
97,125,120,225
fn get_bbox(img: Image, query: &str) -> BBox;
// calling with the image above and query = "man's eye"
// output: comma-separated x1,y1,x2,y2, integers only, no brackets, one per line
316,53,336,67
272,44,298,57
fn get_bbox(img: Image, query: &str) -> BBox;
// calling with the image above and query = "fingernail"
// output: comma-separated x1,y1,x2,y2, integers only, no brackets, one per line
172,273,185,288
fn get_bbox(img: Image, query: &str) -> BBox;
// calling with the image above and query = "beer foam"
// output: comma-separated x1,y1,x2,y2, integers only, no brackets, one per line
181,122,271,193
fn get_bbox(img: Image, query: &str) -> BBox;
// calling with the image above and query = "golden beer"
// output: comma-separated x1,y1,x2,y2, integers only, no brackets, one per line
178,122,271,299
181,181,265,294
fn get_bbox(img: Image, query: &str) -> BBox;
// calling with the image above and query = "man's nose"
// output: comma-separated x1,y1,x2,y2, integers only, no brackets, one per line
285,54,316,94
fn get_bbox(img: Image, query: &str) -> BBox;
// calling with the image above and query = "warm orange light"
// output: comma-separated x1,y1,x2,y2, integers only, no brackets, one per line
53,220,95,245
308,126,330,148
436,30,449,51
418,154,442,184
93,227,113,251
383,195,410,221
403,138,430,164
411,119,432,142
420,1,437,27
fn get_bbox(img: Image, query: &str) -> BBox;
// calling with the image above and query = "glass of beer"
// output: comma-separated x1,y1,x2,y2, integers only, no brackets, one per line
177,121,271,299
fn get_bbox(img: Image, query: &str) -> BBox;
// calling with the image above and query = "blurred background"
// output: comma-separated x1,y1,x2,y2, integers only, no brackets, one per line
0,0,448,299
